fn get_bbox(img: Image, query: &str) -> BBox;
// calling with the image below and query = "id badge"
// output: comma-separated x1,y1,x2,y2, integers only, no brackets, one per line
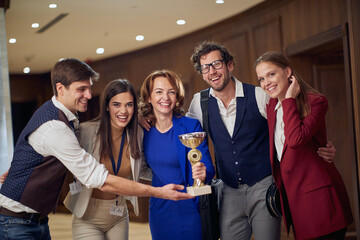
110,204,125,216
69,179,83,195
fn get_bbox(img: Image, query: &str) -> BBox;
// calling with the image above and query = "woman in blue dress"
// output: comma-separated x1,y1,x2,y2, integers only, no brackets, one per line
139,69,215,240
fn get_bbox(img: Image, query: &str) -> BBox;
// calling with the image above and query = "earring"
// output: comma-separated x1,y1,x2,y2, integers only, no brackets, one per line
176,102,180,107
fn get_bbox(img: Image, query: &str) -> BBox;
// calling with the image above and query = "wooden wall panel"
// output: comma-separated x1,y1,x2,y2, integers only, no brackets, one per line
222,31,253,85
281,0,347,47
252,16,283,58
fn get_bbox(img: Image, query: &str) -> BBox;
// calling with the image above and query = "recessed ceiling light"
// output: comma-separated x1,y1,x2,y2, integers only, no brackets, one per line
49,4,57,9
177,19,186,25
9,38,16,44
96,48,104,54
216,0,224,4
31,23,40,28
23,67,31,74
136,35,144,41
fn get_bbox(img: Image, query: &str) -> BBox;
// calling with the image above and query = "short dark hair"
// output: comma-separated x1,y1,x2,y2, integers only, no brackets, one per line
190,40,234,73
51,58,99,96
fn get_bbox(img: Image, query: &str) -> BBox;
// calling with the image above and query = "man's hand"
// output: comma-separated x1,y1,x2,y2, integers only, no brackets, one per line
317,141,336,163
0,170,9,184
156,184,194,201
138,114,151,131
192,162,206,182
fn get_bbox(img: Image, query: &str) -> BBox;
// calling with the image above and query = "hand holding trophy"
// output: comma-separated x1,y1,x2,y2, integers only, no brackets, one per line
178,132,212,196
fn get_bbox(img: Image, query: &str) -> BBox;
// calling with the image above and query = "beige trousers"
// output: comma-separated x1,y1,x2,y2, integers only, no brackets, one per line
72,197,129,240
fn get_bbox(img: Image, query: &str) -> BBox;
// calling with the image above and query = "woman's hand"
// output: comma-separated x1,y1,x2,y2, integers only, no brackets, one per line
285,75,300,99
192,162,206,182
0,170,9,184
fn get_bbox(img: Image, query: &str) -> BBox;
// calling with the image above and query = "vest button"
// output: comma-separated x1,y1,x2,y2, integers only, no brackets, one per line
235,161,238,165
233,151,236,154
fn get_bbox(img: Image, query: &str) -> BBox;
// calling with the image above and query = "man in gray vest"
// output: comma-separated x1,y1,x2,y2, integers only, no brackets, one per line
187,41,335,240
0,58,191,240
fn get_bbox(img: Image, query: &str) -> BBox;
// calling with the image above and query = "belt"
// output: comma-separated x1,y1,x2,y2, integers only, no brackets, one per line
0,207,47,222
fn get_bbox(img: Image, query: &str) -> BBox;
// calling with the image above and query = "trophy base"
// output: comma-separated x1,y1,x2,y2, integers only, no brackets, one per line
186,185,212,196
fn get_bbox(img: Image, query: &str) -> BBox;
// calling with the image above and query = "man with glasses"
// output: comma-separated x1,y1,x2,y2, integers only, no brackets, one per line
187,41,335,240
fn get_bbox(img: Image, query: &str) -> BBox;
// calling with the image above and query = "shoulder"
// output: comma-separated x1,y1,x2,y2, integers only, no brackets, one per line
78,121,100,140
175,115,200,125
173,116,201,132
306,93,328,106
307,92,327,102
79,121,99,132
191,92,201,102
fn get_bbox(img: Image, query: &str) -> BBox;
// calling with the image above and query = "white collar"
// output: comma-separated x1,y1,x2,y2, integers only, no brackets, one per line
51,95,79,126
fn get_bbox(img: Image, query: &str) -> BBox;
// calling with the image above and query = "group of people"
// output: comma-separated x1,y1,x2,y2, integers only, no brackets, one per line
0,40,353,240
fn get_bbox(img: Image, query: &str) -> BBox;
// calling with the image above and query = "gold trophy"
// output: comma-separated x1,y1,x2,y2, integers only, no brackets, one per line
178,132,212,196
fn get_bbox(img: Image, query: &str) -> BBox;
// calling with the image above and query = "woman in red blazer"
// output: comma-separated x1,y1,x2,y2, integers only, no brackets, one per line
254,51,353,240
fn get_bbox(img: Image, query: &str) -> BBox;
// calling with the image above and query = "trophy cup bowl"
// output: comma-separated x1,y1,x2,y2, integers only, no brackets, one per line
178,132,212,196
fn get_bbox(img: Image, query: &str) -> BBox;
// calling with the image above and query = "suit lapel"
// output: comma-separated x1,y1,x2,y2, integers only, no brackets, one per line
267,99,278,166
172,117,190,186
232,94,247,138
208,97,231,139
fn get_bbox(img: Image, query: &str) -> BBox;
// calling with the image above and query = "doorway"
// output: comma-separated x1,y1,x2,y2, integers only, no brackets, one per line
287,27,358,239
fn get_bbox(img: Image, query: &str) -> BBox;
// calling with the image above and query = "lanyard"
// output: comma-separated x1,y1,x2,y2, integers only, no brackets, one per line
110,129,126,177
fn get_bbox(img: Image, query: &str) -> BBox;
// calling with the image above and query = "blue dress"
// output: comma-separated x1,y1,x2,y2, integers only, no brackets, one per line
143,116,215,240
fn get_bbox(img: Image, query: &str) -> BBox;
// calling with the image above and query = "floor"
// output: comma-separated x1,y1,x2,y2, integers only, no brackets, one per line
48,213,151,240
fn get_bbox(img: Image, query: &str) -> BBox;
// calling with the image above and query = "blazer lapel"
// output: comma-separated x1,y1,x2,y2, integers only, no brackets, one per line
267,99,278,165
172,117,190,186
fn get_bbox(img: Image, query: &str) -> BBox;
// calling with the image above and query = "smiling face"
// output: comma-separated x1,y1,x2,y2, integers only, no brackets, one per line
256,61,292,101
148,76,177,119
108,92,134,130
56,79,93,114
200,50,233,92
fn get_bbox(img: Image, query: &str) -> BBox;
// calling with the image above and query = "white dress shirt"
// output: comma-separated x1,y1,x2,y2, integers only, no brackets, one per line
0,96,108,213
274,101,285,161
186,77,269,137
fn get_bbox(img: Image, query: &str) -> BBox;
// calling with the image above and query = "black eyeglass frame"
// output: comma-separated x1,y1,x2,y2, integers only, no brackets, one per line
199,59,226,74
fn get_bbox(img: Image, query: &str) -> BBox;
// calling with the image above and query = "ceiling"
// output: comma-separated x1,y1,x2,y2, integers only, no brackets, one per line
5,0,264,74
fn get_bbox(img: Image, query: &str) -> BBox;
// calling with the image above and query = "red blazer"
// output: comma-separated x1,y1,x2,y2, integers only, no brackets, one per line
267,93,353,239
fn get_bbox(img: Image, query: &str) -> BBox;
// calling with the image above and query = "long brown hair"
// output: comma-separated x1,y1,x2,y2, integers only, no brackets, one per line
139,69,185,126
94,79,139,160
254,51,321,118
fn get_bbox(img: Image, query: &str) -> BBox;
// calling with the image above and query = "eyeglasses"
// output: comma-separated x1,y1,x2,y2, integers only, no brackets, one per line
199,59,225,74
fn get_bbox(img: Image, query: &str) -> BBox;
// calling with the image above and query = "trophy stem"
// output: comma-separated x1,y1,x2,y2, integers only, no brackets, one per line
193,179,204,188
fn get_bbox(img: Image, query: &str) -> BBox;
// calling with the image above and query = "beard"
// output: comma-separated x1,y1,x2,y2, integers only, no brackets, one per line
208,74,231,92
